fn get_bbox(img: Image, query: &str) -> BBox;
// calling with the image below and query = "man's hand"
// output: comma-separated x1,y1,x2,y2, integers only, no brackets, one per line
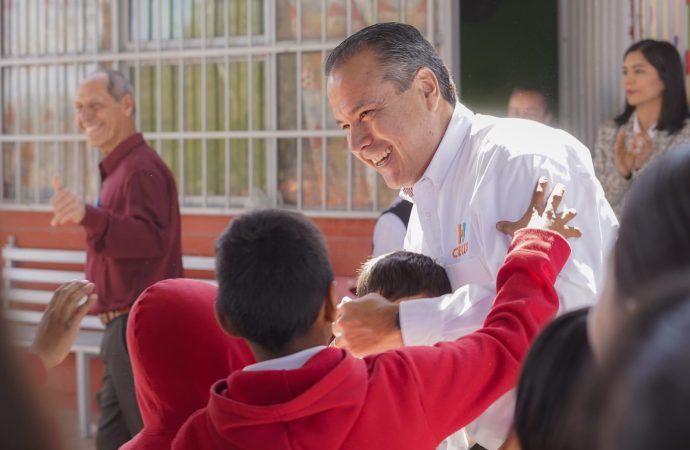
32,281,97,368
50,175,86,226
332,293,403,357
496,177,582,239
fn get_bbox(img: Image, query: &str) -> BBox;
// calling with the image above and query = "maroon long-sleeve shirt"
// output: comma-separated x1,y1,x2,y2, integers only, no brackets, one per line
80,133,183,314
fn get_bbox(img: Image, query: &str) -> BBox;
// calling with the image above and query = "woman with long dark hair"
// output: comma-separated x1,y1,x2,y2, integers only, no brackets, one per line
593,39,690,217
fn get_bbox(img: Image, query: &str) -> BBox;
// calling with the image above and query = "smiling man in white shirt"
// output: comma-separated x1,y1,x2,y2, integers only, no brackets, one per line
326,23,618,450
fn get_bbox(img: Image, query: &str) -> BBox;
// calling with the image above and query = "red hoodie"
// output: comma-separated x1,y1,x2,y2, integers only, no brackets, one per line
172,229,569,450
120,279,254,450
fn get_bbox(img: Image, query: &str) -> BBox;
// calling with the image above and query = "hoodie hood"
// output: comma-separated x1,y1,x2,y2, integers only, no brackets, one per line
122,278,254,450
206,347,368,448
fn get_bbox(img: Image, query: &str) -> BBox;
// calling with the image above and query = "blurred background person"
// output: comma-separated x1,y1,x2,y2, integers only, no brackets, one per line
563,141,690,450
0,280,98,450
506,85,552,125
593,39,690,217
578,277,690,450
372,197,413,257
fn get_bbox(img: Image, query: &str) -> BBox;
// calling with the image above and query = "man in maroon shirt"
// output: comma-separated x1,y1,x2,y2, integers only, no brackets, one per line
50,69,183,450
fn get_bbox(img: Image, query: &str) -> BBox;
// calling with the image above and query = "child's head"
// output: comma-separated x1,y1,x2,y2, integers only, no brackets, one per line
356,251,452,302
214,209,335,356
511,308,593,450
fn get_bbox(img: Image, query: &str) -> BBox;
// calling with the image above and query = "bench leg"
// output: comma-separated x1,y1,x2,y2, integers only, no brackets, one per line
76,352,93,438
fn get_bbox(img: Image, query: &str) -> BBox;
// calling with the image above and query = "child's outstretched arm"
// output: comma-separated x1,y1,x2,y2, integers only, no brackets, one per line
366,178,578,444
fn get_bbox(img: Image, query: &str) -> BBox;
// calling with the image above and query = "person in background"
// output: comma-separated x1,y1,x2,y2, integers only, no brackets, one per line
506,85,552,125
593,39,690,217
49,69,183,450
372,198,414,257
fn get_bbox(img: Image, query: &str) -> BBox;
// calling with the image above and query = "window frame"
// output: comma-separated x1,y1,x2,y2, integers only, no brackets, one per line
0,0,453,218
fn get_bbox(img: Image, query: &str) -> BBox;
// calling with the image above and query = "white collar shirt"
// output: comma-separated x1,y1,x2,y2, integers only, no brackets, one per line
242,346,326,372
632,111,657,138
399,103,618,449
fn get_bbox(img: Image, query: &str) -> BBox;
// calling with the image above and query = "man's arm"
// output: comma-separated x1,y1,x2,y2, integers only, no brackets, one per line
333,179,582,355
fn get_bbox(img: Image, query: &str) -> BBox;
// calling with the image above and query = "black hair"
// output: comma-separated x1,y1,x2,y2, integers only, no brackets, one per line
514,308,593,450
325,22,457,105
614,39,689,134
215,209,334,354
614,142,690,300
356,251,452,301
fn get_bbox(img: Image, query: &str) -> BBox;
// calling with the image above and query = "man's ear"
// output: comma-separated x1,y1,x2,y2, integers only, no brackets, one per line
214,301,241,337
120,93,135,117
324,281,338,323
415,67,441,111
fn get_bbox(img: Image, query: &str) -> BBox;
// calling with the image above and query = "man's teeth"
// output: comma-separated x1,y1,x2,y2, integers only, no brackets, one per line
372,149,392,166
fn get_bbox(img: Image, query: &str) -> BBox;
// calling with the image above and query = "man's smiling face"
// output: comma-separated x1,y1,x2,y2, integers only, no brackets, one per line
327,50,438,189
75,73,133,155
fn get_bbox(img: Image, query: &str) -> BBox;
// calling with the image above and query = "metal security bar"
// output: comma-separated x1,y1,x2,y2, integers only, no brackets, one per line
0,0,448,217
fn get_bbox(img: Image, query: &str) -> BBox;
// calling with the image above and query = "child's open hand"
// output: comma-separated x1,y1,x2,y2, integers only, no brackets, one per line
496,177,583,240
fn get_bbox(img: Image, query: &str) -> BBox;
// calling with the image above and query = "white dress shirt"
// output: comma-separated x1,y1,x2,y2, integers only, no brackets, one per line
399,103,618,449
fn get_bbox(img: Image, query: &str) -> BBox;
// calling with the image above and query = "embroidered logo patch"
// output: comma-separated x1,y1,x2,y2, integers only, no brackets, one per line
451,222,469,258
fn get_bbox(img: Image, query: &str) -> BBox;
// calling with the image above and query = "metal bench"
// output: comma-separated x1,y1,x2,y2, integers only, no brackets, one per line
1,235,215,438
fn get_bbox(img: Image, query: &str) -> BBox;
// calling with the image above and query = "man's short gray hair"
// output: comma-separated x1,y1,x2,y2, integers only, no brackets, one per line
89,69,136,114
325,22,457,105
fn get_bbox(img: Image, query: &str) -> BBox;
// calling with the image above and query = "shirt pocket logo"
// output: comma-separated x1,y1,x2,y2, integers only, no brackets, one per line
451,222,469,258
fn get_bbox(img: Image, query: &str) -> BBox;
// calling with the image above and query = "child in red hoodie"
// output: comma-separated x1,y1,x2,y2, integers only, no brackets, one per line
173,192,576,450
122,279,254,450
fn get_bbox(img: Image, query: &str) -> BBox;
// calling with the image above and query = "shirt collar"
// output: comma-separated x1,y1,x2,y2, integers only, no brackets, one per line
404,103,474,197
631,111,657,138
242,346,327,372
99,133,145,178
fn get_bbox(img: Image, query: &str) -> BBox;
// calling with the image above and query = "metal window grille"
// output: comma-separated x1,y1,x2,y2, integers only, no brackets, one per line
0,0,451,217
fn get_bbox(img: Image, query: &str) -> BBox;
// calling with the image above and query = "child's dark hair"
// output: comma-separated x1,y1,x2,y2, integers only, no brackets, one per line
215,209,334,354
356,251,451,301
514,308,593,450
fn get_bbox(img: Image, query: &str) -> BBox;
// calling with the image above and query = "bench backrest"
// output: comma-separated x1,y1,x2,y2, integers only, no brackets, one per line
2,236,216,331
